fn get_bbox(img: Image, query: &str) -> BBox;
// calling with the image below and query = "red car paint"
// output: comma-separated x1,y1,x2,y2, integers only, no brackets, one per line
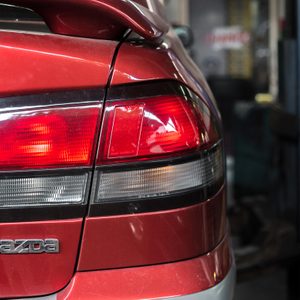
0,219,82,298
0,31,116,96
0,0,233,299
59,235,231,300
78,186,226,270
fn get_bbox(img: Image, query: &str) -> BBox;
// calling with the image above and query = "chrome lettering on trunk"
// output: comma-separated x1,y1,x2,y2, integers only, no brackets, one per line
0,239,59,254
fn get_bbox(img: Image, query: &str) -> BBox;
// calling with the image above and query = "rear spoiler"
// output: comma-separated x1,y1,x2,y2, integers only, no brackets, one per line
0,0,170,41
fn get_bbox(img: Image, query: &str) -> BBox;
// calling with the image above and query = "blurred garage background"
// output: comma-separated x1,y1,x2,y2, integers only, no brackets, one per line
162,0,300,299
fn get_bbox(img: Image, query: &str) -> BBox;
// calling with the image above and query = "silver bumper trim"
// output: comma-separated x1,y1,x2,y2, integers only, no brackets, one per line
164,263,236,300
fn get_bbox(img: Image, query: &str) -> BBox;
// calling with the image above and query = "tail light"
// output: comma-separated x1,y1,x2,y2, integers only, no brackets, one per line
0,94,101,214
0,82,223,220
90,82,224,215
0,82,224,274
0,106,99,170
99,96,202,162
78,82,225,272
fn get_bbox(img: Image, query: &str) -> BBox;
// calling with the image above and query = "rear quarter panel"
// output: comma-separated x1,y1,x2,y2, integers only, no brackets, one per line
111,30,220,119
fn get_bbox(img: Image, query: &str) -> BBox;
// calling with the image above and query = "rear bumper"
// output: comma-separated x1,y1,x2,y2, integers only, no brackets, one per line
16,235,234,300
18,264,235,300
165,264,235,300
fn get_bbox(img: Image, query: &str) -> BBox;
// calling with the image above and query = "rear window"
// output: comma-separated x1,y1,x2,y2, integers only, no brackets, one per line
0,4,49,33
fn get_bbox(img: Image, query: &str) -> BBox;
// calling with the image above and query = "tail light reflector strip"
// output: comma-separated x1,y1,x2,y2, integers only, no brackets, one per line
94,145,223,203
0,174,88,208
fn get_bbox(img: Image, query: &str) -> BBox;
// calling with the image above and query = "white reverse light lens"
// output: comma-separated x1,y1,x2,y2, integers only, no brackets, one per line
95,146,223,202
0,174,88,207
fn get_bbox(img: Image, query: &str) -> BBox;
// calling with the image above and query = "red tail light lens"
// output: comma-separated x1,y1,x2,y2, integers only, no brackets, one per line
107,104,145,158
93,88,223,207
99,95,217,163
0,106,99,170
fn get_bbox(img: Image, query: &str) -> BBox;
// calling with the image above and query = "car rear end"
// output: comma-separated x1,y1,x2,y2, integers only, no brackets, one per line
0,0,235,299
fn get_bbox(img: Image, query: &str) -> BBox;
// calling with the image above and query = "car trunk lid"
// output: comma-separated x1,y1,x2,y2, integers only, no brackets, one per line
0,29,117,298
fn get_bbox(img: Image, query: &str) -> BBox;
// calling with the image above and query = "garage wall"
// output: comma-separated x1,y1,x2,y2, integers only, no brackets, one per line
164,0,189,25
190,0,227,76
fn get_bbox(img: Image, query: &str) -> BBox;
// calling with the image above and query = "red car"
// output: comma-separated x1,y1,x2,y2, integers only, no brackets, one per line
0,0,235,299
